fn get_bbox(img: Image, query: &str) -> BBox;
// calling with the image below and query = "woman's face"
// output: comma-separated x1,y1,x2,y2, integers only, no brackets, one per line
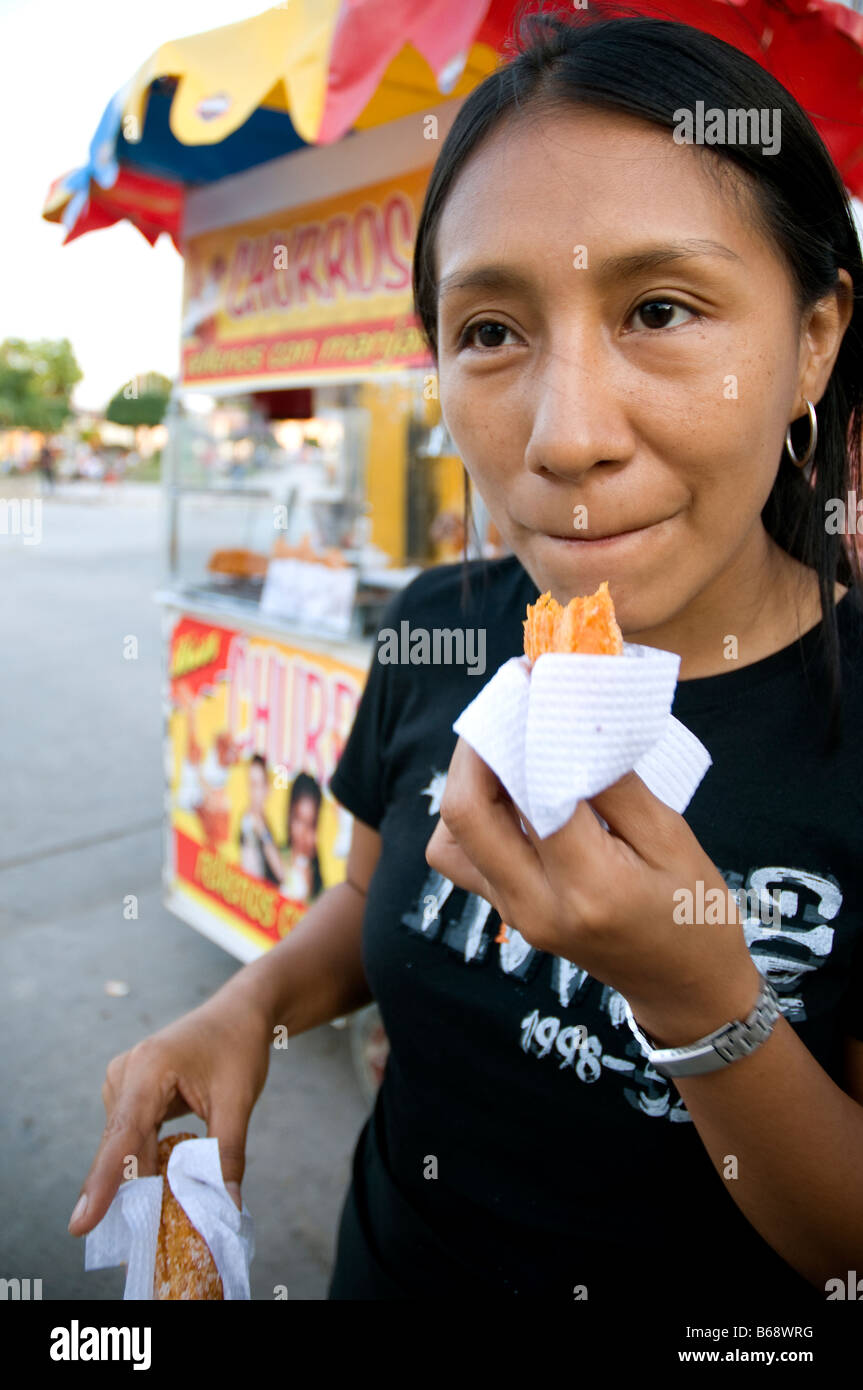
248,760,267,811
289,795,318,858
434,105,846,634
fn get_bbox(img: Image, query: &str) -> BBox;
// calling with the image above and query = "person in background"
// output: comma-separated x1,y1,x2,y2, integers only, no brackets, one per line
239,754,284,885
37,439,56,492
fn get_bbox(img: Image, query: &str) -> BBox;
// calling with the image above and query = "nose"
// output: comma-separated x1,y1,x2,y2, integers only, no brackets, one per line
523,327,637,483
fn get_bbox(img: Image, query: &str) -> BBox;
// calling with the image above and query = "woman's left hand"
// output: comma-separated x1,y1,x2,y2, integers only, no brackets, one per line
425,737,762,1046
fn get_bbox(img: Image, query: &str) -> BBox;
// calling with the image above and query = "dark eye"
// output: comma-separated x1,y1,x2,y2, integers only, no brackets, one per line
632,300,696,331
458,320,518,351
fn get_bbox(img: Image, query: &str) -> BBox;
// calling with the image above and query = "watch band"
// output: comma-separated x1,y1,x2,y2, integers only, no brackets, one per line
625,973,781,1077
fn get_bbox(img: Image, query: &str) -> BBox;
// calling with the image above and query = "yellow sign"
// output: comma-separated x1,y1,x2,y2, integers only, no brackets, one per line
181,168,434,385
167,614,368,954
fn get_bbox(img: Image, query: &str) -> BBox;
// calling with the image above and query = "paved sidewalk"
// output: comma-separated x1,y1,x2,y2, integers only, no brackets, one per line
0,494,369,1300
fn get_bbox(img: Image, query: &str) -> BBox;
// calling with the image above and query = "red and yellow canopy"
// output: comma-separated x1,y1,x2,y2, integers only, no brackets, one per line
121,0,503,148
42,0,863,250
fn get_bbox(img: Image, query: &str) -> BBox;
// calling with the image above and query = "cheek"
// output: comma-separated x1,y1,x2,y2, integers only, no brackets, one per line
440,356,525,434
439,367,526,491
644,347,788,512
297,815,315,843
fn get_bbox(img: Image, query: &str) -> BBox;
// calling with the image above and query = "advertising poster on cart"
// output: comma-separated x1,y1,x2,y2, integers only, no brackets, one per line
165,612,365,959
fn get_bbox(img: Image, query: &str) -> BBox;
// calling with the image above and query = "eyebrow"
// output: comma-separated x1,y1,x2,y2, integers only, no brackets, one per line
437,239,742,300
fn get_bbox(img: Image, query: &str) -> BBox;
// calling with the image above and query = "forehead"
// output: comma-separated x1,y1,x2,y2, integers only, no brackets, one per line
434,105,765,282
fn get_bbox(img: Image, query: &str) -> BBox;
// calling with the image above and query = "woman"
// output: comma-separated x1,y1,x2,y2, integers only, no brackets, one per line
280,772,325,903
69,7,863,1307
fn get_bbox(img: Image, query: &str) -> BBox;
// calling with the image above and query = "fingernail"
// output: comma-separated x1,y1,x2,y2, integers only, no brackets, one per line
68,1194,88,1232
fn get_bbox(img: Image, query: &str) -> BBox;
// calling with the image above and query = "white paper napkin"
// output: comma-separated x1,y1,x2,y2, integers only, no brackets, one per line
452,643,711,837
83,1177,163,1301
84,1137,255,1300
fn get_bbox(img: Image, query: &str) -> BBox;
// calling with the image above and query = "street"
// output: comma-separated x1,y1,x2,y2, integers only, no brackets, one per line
0,482,369,1300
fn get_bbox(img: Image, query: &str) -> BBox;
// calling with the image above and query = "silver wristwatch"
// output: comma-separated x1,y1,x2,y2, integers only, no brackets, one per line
625,973,781,1078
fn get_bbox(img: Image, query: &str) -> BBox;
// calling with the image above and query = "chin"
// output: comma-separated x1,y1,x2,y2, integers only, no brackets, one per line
528,551,624,603
526,562,660,637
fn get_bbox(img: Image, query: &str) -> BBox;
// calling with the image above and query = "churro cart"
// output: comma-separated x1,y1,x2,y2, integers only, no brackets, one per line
158,122,492,1095
41,1,513,1095
157,111,483,944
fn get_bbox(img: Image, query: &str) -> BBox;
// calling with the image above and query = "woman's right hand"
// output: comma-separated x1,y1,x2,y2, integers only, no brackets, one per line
68,984,274,1236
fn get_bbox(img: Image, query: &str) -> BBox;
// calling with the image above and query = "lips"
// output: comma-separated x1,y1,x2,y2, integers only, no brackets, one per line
549,531,631,541
545,525,647,541
542,515,670,542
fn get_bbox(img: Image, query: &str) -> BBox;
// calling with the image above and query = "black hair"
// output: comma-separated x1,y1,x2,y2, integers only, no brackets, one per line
287,772,324,899
411,1,863,753
239,753,280,884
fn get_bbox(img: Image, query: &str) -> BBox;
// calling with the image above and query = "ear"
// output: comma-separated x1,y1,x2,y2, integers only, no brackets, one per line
797,268,854,408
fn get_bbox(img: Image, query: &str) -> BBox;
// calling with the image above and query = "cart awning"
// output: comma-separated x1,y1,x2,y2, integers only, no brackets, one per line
40,0,510,250
42,0,863,252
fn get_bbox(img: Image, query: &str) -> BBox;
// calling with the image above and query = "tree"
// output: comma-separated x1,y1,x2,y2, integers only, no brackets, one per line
105,371,172,427
0,338,82,431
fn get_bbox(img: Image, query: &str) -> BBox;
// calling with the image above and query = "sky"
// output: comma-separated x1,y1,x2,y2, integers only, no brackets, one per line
0,0,274,411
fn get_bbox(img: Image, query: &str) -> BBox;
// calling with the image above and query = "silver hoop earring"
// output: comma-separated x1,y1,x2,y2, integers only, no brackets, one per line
784,399,818,469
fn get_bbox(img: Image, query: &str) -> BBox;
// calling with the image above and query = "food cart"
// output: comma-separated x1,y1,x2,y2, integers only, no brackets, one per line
162,112,503,1095
42,1,513,1096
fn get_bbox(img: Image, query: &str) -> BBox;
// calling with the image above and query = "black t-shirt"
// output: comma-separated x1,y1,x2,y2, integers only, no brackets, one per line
328,553,863,1304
